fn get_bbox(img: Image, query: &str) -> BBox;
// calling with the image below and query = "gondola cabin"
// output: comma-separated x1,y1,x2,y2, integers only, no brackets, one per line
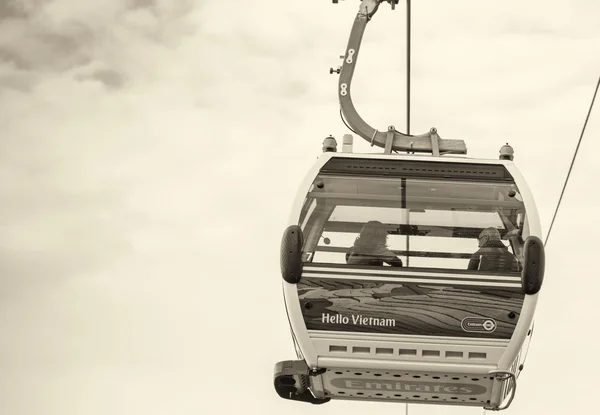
275,140,545,410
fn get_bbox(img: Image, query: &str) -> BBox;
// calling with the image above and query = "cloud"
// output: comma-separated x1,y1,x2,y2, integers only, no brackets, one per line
0,1,35,20
0,0,201,92
0,1,213,303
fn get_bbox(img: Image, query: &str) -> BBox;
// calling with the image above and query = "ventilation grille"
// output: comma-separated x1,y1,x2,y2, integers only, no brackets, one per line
327,345,487,361
322,368,493,405
321,158,513,182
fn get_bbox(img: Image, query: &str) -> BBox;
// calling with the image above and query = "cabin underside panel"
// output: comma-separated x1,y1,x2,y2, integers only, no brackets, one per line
298,268,525,340
318,367,495,407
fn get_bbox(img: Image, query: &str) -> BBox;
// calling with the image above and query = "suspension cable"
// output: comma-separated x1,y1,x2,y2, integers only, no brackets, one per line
406,0,411,136
544,76,599,247
405,0,412,266
480,77,599,415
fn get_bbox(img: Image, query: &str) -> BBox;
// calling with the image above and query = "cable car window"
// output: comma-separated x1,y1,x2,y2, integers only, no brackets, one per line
299,175,527,271
299,198,317,230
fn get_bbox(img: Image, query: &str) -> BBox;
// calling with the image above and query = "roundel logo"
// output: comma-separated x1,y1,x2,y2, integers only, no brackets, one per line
482,319,496,331
461,317,497,333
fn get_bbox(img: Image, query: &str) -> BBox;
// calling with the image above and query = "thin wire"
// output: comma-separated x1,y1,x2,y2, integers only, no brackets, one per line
405,0,411,266
544,76,600,247
406,0,411,136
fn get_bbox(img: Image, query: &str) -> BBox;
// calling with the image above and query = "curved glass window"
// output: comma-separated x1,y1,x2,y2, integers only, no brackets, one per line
299,174,528,272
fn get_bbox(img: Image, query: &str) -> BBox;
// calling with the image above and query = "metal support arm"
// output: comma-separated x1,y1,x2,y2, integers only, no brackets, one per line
335,0,467,155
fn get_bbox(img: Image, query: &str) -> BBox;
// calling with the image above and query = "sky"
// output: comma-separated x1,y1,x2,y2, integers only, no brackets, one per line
0,0,599,414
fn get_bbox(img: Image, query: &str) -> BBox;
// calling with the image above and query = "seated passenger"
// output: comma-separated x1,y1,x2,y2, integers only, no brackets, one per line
468,227,521,272
346,221,403,267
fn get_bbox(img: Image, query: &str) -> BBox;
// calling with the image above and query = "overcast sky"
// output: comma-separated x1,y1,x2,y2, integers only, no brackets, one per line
1,1,599,414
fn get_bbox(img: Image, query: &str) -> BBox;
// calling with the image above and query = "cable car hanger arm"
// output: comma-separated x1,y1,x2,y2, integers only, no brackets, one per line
334,0,467,155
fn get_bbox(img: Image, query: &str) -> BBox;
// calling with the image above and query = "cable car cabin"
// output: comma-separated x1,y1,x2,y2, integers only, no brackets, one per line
275,151,545,410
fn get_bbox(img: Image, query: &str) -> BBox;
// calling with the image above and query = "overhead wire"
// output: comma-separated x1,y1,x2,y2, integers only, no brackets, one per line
404,0,412,269
406,0,411,136
544,75,599,247
481,76,600,415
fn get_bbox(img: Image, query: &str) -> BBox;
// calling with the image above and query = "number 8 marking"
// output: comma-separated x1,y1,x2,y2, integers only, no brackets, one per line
340,83,348,96
346,49,355,64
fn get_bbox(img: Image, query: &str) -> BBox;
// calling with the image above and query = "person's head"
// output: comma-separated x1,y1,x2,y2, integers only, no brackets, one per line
355,220,388,247
478,227,501,247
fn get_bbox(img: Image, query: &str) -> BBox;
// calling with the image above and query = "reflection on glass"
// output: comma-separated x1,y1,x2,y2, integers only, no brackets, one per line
299,175,527,272
346,221,403,267
468,227,521,272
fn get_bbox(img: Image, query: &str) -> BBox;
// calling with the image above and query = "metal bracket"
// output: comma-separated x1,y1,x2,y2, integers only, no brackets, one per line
430,127,440,157
309,367,327,377
335,0,467,155
484,370,517,411
384,125,394,154
274,360,330,405
359,0,382,19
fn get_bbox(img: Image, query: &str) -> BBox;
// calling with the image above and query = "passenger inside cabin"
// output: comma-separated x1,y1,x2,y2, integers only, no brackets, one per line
468,227,521,272
346,220,403,267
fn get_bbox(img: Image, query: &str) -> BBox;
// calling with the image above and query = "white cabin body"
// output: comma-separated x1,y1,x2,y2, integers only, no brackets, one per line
277,151,543,410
